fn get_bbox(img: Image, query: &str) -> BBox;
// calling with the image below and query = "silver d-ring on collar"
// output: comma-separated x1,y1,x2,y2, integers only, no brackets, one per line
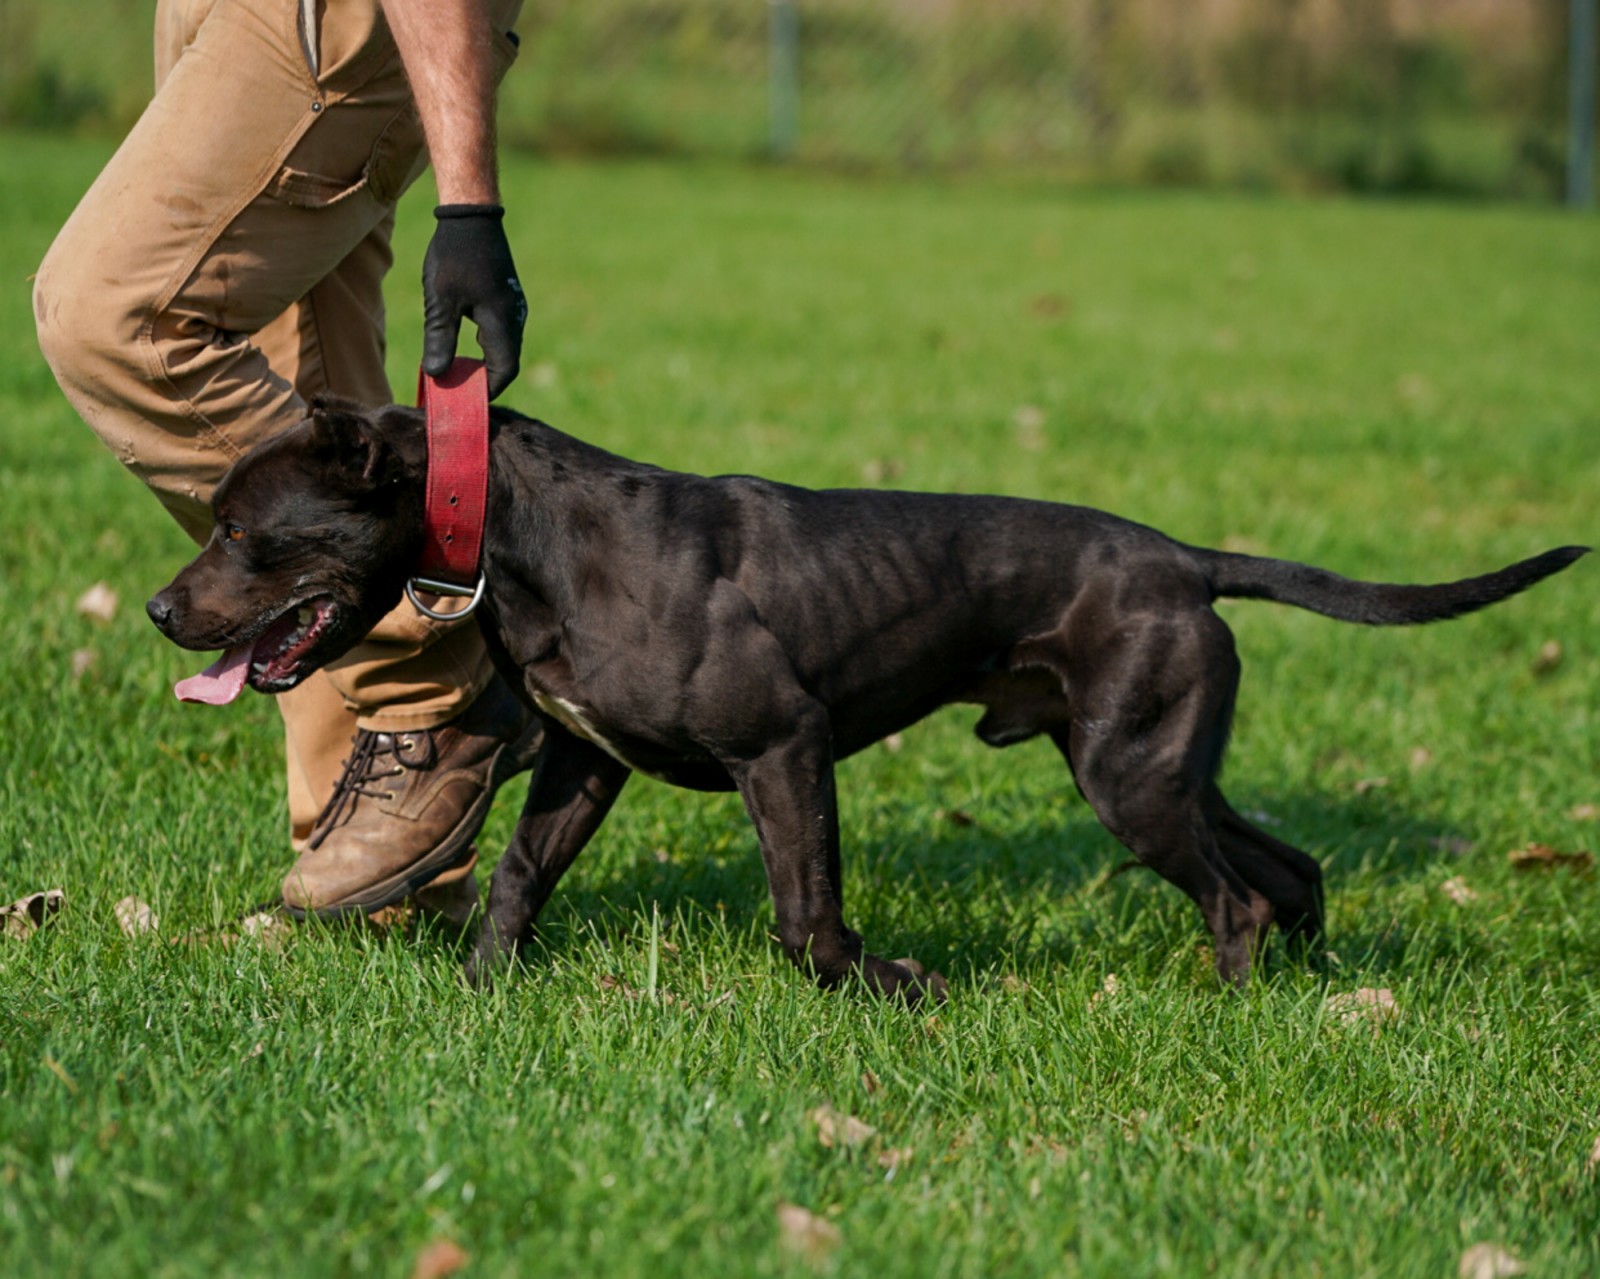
405,573,487,622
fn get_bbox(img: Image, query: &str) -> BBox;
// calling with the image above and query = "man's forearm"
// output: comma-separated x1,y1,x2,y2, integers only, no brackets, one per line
385,0,525,396
381,0,500,205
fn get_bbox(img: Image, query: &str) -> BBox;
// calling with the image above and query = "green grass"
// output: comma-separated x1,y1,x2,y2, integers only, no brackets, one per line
2,130,1598,1277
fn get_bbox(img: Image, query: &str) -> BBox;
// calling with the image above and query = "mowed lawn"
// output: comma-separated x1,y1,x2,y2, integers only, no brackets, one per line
1,130,1598,1277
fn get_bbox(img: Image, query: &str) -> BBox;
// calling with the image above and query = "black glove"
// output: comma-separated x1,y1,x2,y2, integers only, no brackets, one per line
421,203,527,399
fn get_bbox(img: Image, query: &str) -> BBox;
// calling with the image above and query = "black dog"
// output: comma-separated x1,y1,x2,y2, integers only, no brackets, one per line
148,400,1585,999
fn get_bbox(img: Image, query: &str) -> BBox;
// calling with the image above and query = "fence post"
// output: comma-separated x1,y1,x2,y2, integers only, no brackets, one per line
769,0,799,160
1571,0,1597,207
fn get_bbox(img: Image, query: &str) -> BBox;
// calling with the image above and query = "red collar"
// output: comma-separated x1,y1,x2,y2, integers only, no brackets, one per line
407,359,490,619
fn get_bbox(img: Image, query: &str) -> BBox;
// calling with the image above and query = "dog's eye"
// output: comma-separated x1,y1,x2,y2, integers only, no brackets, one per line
224,523,246,543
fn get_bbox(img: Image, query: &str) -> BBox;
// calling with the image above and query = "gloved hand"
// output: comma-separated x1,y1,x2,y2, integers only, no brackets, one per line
421,203,526,399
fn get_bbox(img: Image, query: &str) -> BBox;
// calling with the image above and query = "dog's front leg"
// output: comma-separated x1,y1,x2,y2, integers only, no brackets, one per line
729,713,947,1004
466,722,631,987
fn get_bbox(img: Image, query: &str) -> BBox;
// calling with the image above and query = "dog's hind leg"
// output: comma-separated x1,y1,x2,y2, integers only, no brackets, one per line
1210,793,1324,955
727,706,947,1004
1052,605,1272,985
1078,773,1270,985
466,722,631,987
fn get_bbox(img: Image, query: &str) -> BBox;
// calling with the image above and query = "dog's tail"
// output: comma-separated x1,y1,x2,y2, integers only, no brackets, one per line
1194,544,1588,626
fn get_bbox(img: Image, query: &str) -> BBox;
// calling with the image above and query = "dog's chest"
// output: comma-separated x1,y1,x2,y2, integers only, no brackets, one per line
529,690,674,782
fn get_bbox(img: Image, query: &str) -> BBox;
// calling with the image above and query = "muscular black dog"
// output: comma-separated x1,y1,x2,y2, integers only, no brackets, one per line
147,399,1585,998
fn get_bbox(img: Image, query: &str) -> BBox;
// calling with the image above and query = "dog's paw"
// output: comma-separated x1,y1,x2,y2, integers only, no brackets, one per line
462,929,515,991
461,948,498,991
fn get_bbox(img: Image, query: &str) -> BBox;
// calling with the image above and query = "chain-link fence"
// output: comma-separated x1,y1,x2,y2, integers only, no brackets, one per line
4,0,1595,200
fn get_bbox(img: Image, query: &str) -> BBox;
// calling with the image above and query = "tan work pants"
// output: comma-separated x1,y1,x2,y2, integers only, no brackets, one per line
34,0,521,846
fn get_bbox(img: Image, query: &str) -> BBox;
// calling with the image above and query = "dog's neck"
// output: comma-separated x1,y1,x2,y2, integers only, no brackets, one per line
479,413,651,614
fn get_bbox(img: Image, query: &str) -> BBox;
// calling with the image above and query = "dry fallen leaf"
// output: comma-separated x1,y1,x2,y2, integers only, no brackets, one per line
74,582,119,624
1530,639,1563,675
1012,404,1047,451
1567,803,1599,822
1507,843,1594,873
1088,972,1121,1009
366,901,415,932
1353,776,1390,795
860,1070,880,1095
776,1203,842,1268
882,733,904,754
1586,1130,1600,1176
2,889,64,940
1327,987,1398,1030
876,1146,913,1172
169,908,295,950
239,911,294,948
114,896,159,937
860,458,904,485
809,1104,877,1150
1408,746,1433,771
70,649,97,679
1458,1242,1525,1279
411,1239,470,1279
1439,877,1478,906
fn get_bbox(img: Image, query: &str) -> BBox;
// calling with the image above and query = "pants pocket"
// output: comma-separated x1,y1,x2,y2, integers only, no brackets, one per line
361,104,427,207
270,19,522,212
265,82,422,211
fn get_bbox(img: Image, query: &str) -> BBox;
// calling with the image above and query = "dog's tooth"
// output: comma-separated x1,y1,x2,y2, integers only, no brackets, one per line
297,606,313,626
252,662,268,674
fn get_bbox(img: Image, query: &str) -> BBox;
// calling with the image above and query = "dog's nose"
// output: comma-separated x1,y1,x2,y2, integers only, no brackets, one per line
146,592,174,632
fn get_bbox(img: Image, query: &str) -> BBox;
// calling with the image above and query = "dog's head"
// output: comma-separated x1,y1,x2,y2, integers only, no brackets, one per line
147,397,429,701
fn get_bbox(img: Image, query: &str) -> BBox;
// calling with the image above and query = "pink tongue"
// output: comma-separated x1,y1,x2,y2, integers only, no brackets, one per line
174,645,252,705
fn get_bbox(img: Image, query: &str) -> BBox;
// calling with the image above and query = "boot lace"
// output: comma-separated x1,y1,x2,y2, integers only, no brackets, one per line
307,728,440,849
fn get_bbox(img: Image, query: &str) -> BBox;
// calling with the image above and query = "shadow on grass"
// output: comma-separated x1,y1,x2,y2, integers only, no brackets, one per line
439,778,1486,988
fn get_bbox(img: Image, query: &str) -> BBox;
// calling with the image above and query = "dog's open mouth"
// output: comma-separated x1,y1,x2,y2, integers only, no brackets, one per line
175,598,340,704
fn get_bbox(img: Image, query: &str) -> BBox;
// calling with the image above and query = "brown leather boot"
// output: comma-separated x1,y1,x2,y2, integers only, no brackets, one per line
281,676,542,918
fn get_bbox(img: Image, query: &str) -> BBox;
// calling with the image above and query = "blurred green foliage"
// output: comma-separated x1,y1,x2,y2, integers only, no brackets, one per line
0,0,1587,198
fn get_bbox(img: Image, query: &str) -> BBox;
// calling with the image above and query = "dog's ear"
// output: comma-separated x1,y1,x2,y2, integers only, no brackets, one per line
307,398,413,490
